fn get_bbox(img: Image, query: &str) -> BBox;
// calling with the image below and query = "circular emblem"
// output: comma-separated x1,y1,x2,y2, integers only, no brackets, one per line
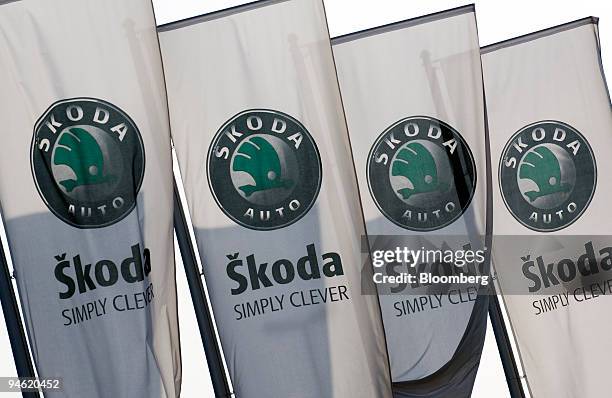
31,98,145,229
367,116,476,231
499,120,596,232
208,109,322,231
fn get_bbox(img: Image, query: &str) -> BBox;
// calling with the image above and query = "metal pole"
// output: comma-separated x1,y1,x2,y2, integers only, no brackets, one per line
488,294,526,398
0,236,39,398
173,180,232,398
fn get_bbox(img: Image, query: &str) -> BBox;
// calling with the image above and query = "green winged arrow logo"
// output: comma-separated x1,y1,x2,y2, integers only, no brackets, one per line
391,142,447,200
53,127,116,192
232,136,293,197
519,146,572,202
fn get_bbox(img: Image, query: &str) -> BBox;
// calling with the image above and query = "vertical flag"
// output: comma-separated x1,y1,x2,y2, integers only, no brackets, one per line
0,1,180,397
332,6,490,397
483,18,612,398
159,0,392,397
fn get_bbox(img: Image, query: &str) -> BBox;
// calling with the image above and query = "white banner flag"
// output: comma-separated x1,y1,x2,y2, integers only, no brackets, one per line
159,0,392,397
332,6,489,397
483,18,612,398
0,0,180,397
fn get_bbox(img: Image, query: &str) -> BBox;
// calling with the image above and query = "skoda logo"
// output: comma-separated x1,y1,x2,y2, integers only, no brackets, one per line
367,116,476,231
499,120,596,232
31,98,145,229
208,109,322,231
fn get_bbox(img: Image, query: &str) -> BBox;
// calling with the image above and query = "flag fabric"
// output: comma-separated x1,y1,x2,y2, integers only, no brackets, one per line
483,18,612,398
159,0,392,397
332,6,490,397
0,1,180,397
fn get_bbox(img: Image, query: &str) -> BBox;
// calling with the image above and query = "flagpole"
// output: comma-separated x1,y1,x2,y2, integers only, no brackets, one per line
488,294,526,398
480,53,528,398
0,236,39,398
173,179,232,398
